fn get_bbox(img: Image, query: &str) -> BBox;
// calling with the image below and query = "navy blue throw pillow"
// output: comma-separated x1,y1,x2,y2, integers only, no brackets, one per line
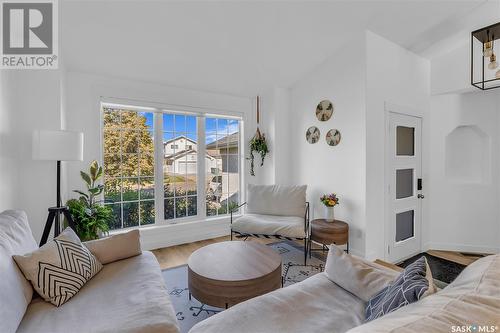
365,256,430,322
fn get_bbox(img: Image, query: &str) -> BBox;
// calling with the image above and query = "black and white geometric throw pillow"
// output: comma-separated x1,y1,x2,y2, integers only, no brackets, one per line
13,227,102,307
365,256,435,322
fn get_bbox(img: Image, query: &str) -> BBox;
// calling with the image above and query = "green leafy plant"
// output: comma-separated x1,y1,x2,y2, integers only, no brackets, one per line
74,160,104,208
66,160,111,241
248,133,269,176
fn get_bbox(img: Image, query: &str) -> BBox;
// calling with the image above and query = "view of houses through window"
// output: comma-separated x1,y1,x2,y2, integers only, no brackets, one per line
205,118,240,216
163,114,198,219
102,103,241,230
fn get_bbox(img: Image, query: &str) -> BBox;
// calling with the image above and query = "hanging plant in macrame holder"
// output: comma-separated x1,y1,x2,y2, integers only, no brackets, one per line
248,96,269,176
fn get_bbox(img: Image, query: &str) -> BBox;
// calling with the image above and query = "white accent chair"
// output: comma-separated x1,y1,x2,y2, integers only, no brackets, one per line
230,184,309,264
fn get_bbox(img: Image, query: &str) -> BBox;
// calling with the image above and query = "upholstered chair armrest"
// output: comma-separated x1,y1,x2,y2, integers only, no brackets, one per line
325,245,399,302
84,229,142,265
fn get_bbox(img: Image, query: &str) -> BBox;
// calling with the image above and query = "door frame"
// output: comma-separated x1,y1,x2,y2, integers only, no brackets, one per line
384,102,424,262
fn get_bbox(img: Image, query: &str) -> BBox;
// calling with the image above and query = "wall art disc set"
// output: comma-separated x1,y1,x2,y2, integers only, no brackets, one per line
305,99,341,146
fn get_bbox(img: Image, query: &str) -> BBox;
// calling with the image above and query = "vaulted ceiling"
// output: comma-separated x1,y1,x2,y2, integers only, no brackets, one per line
61,0,491,96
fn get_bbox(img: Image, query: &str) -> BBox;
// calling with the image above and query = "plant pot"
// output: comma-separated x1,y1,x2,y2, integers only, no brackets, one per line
325,206,335,222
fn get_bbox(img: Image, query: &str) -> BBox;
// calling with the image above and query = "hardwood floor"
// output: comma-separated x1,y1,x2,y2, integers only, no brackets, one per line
152,236,485,270
374,259,403,272
152,235,282,270
376,250,485,271
426,250,485,266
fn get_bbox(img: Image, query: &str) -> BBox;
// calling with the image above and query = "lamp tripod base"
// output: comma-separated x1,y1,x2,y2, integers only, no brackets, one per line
39,206,77,247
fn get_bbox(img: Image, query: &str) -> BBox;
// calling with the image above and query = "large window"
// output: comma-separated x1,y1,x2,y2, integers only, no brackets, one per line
102,103,242,230
205,117,240,216
163,114,198,220
102,107,155,229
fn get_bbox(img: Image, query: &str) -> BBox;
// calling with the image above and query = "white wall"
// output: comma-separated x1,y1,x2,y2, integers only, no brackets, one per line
248,91,275,185
272,87,292,185
428,0,500,95
0,4,68,241
0,71,63,242
288,35,367,257
65,72,255,249
251,87,292,185
427,90,500,254
0,71,17,211
365,31,430,260
431,42,470,95
427,23,500,254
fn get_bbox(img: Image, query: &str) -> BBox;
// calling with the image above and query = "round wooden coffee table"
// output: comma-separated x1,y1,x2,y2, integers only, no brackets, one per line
309,219,349,257
187,241,282,308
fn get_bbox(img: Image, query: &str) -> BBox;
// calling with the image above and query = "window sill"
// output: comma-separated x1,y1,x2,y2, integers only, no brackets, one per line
109,214,241,234
108,214,241,250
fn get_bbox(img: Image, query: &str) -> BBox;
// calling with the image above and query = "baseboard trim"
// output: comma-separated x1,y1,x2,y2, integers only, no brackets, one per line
140,218,230,251
364,251,378,261
348,248,364,258
423,242,500,255
137,218,368,257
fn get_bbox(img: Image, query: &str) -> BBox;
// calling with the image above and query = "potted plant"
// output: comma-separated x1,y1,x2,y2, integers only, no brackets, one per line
66,160,111,241
320,193,339,222
248,132,269,176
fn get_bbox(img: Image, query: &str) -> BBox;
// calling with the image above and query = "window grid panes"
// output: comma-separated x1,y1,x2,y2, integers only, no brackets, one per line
103,107,155,230
102,104,242,230
205,118,240,217
163,114,198,220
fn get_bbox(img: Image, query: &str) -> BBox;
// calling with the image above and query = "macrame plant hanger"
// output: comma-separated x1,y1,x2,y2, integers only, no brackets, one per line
255,96,262,139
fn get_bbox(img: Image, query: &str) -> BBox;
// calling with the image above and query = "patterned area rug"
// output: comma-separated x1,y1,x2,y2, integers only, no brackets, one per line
161,241,325,333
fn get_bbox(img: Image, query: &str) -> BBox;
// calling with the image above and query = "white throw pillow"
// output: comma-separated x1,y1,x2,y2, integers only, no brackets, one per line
84,229,142,264
246,184,307,217
13,227,102,307
324,245,399,302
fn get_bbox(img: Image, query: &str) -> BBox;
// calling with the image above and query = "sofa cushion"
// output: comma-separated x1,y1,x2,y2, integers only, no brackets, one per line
324,245,398,302
17,251,179,333
232,214,306,238
365,256,436,322
189,272,365,333
84,229,141,264
13,227,103,307
347,254,500,333
0,210,37,333
246,184,307,217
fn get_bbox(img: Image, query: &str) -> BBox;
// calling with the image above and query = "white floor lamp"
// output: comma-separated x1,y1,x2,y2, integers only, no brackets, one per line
32,130,84,246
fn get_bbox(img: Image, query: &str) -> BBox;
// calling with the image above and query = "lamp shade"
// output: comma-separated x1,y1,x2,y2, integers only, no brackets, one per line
32,130,84,161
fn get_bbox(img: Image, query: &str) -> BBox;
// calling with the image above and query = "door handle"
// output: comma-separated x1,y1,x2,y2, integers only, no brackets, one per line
417,194,425,199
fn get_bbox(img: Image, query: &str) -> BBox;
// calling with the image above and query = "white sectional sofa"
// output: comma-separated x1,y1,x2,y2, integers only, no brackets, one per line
0,210,180,333
189,245,500,333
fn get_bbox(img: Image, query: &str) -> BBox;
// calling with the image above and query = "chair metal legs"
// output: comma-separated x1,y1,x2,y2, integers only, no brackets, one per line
304,238,308,266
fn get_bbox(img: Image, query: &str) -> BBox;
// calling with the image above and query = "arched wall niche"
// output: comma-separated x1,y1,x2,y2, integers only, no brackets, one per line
445,125,490,184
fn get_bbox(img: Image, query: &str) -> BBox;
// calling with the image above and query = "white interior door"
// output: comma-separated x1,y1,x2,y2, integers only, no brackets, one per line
386,112,423,263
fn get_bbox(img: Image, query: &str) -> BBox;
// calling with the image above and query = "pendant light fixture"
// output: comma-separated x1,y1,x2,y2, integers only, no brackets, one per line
484,41,493,57
471,22,500,90
489,53,498,69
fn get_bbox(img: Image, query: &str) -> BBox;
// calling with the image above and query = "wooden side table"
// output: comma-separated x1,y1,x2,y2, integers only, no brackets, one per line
309,219,349,258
